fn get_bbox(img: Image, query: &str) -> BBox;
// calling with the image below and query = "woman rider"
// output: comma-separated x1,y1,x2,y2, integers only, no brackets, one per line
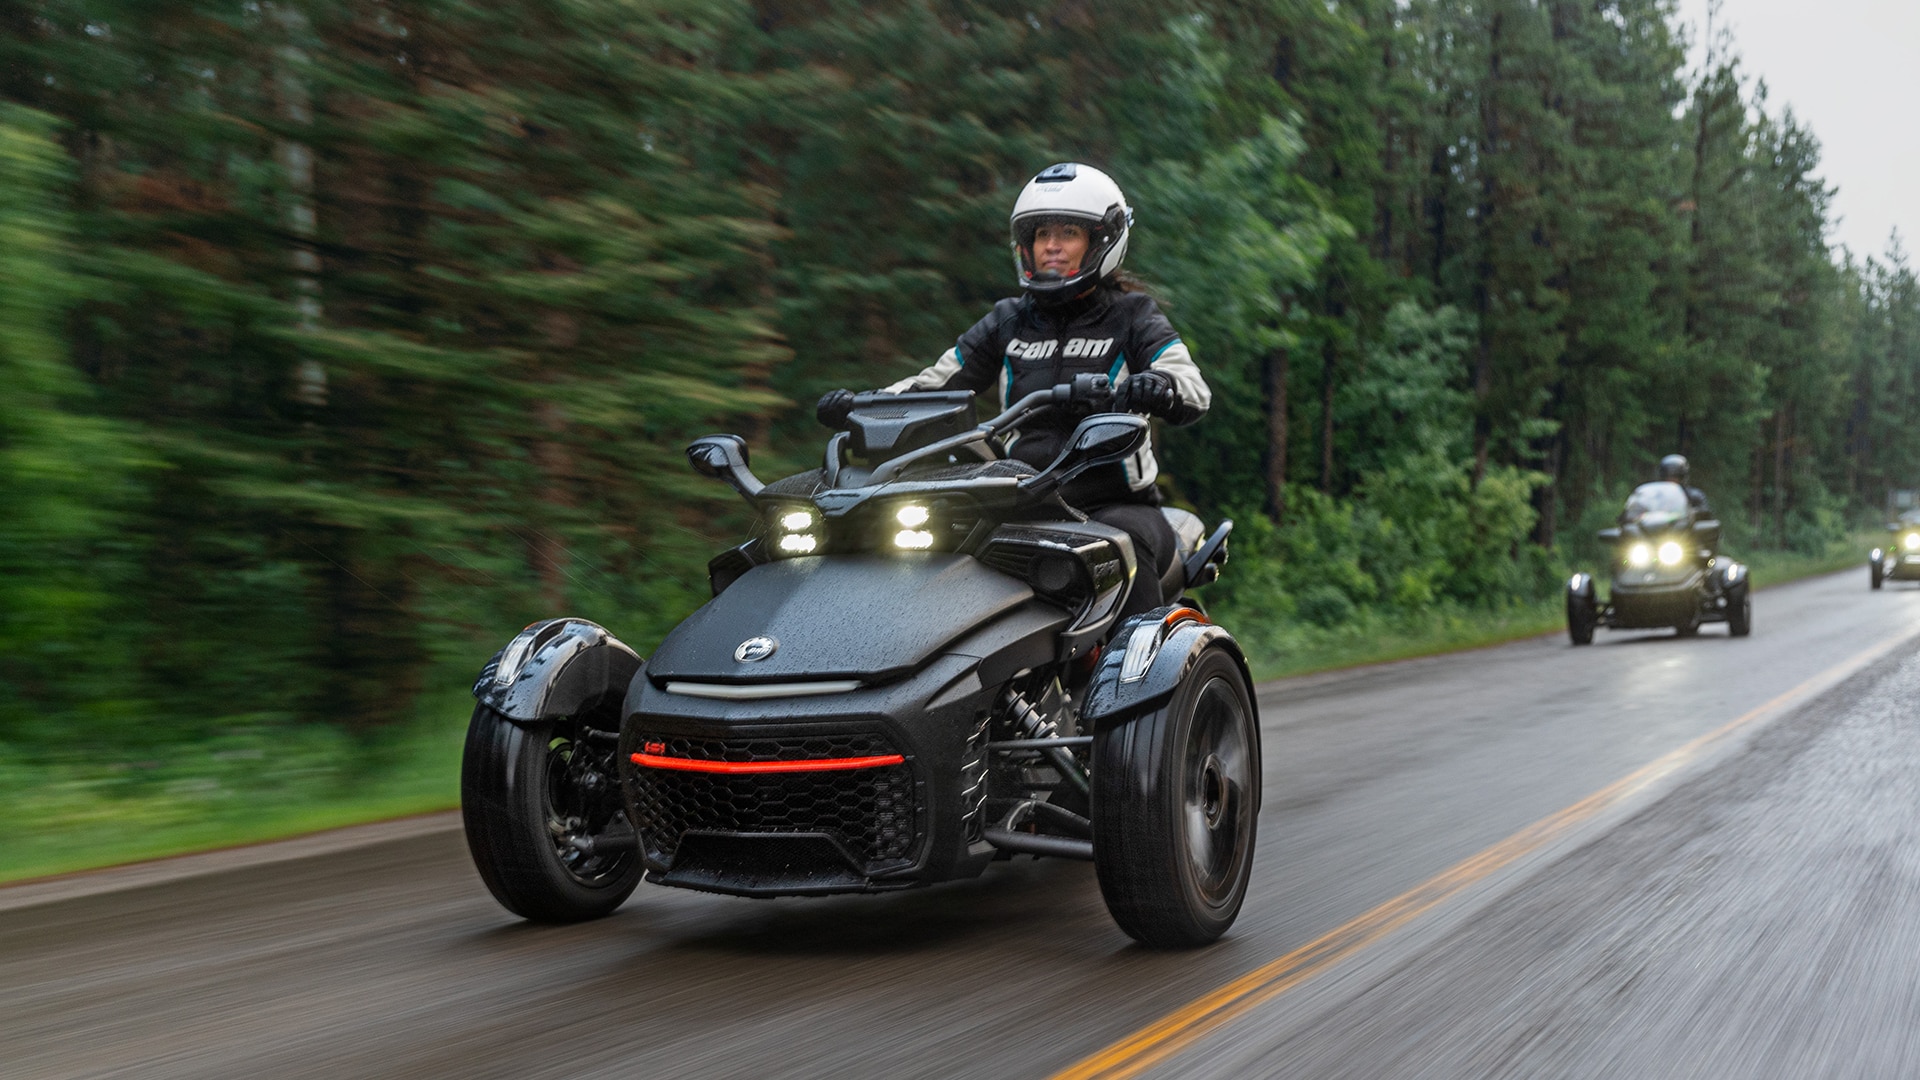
818,163,1212,619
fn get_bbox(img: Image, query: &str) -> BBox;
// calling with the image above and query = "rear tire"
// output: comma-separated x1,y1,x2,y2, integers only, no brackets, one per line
462,704,640,922
1727,584,1752,637
1092,647,1259,948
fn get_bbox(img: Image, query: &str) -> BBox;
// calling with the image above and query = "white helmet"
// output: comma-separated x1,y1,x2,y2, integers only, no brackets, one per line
1009,163,1132,303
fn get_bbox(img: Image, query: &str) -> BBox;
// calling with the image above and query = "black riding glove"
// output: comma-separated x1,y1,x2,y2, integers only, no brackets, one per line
816,388,858,429
1114,369,1179,418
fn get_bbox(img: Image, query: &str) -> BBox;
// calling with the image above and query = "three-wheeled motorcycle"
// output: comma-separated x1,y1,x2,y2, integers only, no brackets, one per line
1566,481,1751,643
461,376,1260,947
1868,510,1920,589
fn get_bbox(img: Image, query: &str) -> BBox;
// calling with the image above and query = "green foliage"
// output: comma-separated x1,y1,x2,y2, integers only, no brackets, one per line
0,104,141,745
1,0,1915,869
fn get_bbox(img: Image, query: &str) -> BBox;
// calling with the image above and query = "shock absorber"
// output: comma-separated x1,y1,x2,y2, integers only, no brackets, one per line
1001,688,1089,795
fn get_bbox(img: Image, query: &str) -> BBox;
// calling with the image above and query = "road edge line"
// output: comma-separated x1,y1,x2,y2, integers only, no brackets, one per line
0,810,462,913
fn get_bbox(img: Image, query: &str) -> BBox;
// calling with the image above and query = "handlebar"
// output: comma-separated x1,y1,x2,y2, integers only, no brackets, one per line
864,375,1114,486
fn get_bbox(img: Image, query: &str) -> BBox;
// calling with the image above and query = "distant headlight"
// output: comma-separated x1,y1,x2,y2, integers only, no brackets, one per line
1903,532,1919,552
1627,543,1652,568
1658,541,1684,566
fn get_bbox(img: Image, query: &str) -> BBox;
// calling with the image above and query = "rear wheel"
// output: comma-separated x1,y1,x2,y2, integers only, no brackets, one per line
461,705,640,922
1727,584,1752,637
1092,646,1259,948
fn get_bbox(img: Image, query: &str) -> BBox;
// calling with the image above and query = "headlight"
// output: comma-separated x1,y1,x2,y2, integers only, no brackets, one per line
768,504,822,557
893,529,935,550
1627,543,1652,568
1903,532,1919,552
1658,541,1684,566
895,504,931,528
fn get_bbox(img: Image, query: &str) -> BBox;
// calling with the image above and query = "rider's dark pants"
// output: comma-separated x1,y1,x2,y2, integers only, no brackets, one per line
1090,503,1178,624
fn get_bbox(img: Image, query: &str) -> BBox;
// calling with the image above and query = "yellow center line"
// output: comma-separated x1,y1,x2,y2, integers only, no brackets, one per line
1051,633,1913,1080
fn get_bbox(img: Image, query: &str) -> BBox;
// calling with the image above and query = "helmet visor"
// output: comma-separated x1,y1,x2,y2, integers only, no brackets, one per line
1012,213,1104,285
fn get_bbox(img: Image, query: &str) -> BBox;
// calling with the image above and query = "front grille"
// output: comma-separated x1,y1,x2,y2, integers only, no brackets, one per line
630,731,916,869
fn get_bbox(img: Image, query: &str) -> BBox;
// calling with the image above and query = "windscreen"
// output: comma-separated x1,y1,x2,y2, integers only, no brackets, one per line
1622,482,1690,528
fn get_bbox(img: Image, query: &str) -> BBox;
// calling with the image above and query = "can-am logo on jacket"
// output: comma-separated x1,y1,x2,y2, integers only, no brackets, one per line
1006,337,1115,361
734,636,779,663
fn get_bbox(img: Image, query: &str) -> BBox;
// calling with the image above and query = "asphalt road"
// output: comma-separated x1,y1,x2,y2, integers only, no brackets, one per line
5,567,1919,1080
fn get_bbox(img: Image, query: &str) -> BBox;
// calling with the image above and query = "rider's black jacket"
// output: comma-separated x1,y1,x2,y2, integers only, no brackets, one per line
884,287,1211,507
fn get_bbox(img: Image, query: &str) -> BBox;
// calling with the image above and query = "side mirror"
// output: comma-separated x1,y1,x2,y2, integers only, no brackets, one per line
1022,414,1149,493
686,434,765,497
1596,527,1621,543
1691,518,1721,548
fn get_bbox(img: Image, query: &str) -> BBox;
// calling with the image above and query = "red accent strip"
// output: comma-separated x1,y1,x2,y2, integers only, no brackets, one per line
630,752,905,775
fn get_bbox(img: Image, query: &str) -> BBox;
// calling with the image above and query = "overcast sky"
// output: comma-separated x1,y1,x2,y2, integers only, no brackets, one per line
1672,0,1919,263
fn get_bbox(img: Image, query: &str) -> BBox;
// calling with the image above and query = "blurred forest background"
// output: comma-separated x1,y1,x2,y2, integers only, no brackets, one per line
3,0,1917,868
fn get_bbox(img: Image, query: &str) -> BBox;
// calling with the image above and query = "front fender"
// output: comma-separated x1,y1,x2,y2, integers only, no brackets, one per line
473,618,643,723
1080,607,1256,726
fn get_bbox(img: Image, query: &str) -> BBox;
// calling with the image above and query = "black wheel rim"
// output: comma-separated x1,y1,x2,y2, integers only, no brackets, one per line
1181,676,1254,907
544,731,636,888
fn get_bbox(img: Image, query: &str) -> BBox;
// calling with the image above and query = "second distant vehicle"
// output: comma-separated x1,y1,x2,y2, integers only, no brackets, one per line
1567,480,1751,643
1868,509,1920,589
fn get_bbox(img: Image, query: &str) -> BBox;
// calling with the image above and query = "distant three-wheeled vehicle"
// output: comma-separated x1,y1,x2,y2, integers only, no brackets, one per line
1869,509,1920,589
1566,481,1751,643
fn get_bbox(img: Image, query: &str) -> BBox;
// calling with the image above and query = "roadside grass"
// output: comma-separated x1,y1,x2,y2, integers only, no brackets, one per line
0,534,1874,886
0,686,473,884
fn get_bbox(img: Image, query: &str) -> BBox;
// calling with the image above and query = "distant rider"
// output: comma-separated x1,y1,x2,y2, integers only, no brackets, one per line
816,163,1211,620
1658,454,1711,515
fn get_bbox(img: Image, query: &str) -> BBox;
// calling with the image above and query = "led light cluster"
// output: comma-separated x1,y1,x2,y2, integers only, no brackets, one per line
893,504,935,550
1626,541,1687,568
772,506,821,556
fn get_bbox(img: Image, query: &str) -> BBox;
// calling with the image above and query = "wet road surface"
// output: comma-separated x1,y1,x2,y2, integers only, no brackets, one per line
5,567,1918,1079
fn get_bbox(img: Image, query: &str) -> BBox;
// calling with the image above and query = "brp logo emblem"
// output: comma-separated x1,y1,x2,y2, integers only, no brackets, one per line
734,636,779,663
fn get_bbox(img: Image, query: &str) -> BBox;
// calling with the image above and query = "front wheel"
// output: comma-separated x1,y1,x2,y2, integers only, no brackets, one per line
1092,646,1260,948
1566,585,1596,646
1871,562,1884,590
461,705,640,922
1727,584,1752,637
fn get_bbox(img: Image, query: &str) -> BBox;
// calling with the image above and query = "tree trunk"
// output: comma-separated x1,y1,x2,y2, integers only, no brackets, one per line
1772,406,1789,547
1320,340,1337,493
272,3,328,405
1264,347,1289,523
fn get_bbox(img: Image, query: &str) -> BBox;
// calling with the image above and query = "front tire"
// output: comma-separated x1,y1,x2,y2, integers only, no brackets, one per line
1727,583,1752,637
1871,562,1884,590
1566,585,1596,646
1092,646,1259,948
461,705,640,922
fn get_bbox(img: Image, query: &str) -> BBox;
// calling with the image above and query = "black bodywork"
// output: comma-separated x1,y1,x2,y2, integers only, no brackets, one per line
470,379,1251,907
1568,481,1750,640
